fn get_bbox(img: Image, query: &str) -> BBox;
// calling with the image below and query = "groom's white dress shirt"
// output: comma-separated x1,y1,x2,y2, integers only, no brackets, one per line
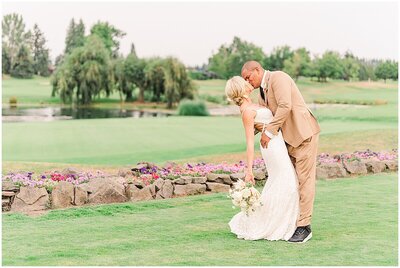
260,70,276,140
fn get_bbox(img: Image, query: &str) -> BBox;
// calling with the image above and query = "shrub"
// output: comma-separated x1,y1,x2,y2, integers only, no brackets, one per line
178,99,209,116
9,96,17,106
188,70,208,80
374,99,388,105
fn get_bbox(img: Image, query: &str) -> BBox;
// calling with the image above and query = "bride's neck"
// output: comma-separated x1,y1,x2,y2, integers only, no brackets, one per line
240,98,252,111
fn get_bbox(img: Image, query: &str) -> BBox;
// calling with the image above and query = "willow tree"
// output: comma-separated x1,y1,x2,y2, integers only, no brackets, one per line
51,35,111,105
124,54,146,102
51,65,75,102
112,56,138,102
144,57,166,102
112,57,127,102
163,57,196,109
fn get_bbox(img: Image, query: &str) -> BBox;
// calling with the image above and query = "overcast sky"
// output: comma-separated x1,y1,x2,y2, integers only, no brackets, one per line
2,1,399,66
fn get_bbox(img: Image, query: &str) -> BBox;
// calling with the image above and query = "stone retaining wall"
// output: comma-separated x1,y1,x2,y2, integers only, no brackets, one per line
2,158,397,214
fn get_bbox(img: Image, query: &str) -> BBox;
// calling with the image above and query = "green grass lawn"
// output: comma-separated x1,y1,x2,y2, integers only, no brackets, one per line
2,173,397,266
3,116,397,168
2,75,61,105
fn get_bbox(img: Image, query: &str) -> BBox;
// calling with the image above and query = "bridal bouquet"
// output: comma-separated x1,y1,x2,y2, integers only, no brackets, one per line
228,179,263,216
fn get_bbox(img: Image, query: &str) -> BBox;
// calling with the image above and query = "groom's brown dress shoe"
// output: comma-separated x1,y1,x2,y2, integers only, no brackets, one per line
288,225,312,243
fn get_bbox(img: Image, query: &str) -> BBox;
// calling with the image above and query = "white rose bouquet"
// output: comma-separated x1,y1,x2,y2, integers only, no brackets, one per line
228,179,263,216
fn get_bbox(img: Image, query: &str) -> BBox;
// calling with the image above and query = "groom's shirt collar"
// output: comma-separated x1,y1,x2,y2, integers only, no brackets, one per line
260,70,268,90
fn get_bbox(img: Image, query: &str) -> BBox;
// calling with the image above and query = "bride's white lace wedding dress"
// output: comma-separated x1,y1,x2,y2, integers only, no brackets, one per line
228,107,300,241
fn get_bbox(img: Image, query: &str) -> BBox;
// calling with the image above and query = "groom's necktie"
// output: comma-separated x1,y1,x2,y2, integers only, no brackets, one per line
260,86,265,101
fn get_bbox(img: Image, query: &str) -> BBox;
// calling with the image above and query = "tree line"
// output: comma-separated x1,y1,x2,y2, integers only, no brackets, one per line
2,14,195,107
207,36,398,83
50,19,194,107
2,13,51,78
2,14,398,107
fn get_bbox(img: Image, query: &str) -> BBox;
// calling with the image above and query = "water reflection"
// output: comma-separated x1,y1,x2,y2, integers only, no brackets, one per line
2,106,173,122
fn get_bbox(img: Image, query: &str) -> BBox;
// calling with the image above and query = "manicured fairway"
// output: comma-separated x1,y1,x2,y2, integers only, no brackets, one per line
3,116,397,166
2,173,397,266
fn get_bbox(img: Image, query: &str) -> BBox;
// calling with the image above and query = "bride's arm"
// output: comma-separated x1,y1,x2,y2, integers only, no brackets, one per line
241,110,256,184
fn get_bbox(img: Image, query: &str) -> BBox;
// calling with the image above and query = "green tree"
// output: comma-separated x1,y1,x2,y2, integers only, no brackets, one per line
124,54,147,102
375,60,396,83
2,46,11,74
264,45,293,71
90,21,126,58
342,52,360,81
163,57,196,109
129,43,137,58
51,64,75,101
31,24,50,76
52,35,111,104
10,44,34,78
207,45,229,78
111,57,129,102
54,54,64,67
2,13,31,70
283,47,311,80
144,58,166,102
208,36,265,79
390,61,398,81
357,59,377,81
314,51,344,82
64,18,86,55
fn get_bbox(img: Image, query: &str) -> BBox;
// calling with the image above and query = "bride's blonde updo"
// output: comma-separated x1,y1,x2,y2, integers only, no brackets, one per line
225,76,252,106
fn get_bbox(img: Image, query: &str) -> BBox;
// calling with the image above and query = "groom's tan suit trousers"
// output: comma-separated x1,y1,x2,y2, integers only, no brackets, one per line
256,70,321,227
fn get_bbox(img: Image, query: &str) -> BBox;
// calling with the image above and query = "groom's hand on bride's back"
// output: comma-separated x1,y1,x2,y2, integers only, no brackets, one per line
254,122,264,134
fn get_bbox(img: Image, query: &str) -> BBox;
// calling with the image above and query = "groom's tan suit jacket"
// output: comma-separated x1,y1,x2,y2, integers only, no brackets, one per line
257,70,321,226
258,70,320,148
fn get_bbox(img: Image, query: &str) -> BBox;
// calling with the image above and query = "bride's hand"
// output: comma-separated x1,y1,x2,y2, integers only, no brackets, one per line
260,132,271,149
244,173,255,185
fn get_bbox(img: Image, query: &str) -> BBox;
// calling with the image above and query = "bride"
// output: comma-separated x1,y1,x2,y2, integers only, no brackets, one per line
225,76,300,241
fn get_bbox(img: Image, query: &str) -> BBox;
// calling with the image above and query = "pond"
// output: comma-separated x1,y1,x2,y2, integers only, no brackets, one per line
2,106,173,123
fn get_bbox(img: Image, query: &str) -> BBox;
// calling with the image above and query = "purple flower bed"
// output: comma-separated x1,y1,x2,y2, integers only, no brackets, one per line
132,160,264,185
318,149,397,164
2,150,396,190
351,149,397,161
318,153,342,164
2,170,108,192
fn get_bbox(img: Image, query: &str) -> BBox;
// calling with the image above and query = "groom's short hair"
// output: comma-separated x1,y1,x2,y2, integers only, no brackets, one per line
241,61,262,73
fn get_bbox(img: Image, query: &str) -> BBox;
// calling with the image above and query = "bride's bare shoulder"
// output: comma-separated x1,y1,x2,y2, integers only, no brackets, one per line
241,107,257,121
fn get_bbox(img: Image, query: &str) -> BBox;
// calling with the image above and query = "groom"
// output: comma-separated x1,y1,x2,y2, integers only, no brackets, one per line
241,61,321,243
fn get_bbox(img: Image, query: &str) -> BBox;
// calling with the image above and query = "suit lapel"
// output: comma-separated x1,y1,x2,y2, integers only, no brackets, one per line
265,71,272,108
